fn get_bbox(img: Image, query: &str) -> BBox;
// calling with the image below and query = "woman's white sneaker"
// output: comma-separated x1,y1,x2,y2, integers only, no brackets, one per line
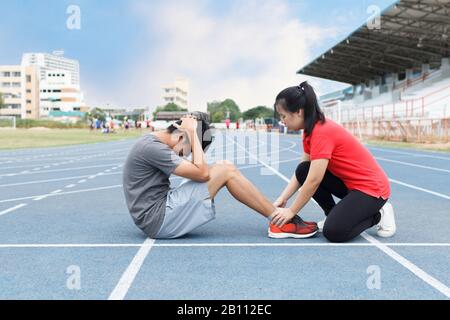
318,219,326,232
377,202,396,238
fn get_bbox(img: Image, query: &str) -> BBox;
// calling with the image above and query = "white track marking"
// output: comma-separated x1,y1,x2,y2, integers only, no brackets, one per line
368,146,450,161
0,163,123,177
108,238,155,300
375,157,450,174
362,233,450,298
0,204,27,217
0,185,122,204
389,178,450,200
287,149,450,200
0,242,449,248
230,136,450,298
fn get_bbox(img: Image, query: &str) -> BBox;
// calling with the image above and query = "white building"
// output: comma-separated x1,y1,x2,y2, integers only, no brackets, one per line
39,70,86,117
1,52,85,120
162,77,190,110
22,52,85,118
22,52,80,86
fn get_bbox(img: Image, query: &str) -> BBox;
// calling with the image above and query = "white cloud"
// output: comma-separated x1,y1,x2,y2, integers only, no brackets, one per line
89,0,348,111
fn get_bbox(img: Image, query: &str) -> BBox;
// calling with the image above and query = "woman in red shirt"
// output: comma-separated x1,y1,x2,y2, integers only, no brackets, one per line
270,81,396,242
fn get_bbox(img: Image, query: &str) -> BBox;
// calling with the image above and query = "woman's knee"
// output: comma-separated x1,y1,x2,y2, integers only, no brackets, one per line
323,222,351,243
295,161,310,184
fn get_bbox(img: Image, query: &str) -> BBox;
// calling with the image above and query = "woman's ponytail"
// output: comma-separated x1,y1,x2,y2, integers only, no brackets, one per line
274,81,325,136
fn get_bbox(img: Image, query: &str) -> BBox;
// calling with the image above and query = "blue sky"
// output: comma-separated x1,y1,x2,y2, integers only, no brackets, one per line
0,0,397,111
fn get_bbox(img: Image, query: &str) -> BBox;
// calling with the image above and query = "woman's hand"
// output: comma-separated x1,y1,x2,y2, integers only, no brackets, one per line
173,115,198,132
273,196,288,208
270,207,297,227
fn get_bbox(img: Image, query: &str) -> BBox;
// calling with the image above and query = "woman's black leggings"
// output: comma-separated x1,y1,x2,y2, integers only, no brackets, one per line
295,161,387,243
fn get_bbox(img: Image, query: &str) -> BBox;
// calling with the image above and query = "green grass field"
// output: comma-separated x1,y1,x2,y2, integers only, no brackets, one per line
0,128,146,150
1,128,448,153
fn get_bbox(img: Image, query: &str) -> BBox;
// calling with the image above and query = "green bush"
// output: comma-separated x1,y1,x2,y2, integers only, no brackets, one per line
16,119,88,129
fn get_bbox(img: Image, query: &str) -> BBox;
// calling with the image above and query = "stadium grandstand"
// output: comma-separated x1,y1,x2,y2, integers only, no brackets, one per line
298,0,450,142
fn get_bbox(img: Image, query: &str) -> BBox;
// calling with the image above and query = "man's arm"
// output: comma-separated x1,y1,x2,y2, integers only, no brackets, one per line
172,117,210,182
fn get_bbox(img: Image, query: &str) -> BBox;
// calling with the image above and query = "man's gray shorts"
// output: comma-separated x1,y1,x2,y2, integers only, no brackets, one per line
155,179,216,239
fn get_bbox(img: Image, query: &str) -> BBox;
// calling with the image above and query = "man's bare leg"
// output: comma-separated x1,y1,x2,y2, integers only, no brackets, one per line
207,161,276,218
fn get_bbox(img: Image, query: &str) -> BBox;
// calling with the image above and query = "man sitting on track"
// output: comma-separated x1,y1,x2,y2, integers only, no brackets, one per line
122,112,318,239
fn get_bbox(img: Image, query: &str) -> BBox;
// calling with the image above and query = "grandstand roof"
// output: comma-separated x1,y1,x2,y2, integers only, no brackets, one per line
297,0,450,84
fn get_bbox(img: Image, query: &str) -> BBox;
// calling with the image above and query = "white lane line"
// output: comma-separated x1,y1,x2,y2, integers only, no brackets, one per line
0,164,48,170
0,163,123,177
389,178,450,200
65,184,76,189
50,190,62,194
368,146,450,161
0,147,131,163
108,238,155,300
230,136,450,298
0,242,449,248
0,175,92,188
33,196,48,201
104,135,262,300
287,149,450,200
0,204,27,217
361,233,450,298
78,180,87,184
376,157,450,174
227,136,291,182
0,184,122,204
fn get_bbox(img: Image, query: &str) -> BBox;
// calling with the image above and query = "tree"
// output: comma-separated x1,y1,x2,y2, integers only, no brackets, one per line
0,92,4,109
207,99,241,122
242,106,274,121
90,107,107,122
153,103,187,118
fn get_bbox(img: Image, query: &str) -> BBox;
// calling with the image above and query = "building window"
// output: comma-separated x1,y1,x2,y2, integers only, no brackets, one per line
2,82,11,87
1,72,11,77
26,100,32,104
74,107,81,111
26,75,31,83
26,89,31,93
13,72,21,77
26,110,32,114
12,82,21,87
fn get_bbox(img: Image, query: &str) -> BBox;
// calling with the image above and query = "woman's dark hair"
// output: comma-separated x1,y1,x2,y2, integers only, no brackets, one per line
274,81,325,136
167,111,213,151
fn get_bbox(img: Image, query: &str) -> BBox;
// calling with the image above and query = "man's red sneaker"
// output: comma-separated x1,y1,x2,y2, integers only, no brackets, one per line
268,216,318,239
291,215,318,229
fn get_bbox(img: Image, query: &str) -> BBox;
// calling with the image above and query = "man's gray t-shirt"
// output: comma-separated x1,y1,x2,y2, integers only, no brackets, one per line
123,134,183,238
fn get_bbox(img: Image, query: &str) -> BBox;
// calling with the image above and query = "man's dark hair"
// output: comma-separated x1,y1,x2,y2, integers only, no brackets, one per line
167,111,213,151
